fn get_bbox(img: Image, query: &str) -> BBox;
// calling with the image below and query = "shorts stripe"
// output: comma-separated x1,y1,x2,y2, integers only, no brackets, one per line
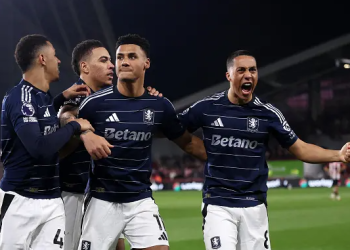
81,193,92,232
201,203,208,231
0,193,15,232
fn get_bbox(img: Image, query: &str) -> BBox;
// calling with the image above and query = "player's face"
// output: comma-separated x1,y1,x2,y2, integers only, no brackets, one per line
115,44,150,82
226,55,258,102
85,47,114,87
42,42,61,82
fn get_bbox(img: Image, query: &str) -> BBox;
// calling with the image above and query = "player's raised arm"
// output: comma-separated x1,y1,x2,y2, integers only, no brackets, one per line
268,105,350,163
53,84,91,112
288,139,350,163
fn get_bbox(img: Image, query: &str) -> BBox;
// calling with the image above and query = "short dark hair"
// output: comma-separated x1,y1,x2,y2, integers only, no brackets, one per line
14,34,49,73
226,50,255,69
71,39,104,76
115,34,150,58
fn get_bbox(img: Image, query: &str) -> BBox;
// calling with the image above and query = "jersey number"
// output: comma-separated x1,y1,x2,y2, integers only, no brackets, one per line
153,214,166,231
53,229,64,248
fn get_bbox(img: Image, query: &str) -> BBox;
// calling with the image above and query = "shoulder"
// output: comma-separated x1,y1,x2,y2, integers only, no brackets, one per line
156,96,176,111
190,91,226,110
3,83,39,118
5,83,38,107
79,86,113,110
252,96,286,123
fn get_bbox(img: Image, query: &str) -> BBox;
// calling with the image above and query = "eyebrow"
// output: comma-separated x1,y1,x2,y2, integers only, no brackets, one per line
237,66,257,70
117,52,137,56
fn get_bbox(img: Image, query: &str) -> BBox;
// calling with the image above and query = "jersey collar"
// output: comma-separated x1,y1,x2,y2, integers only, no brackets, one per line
224,90,257,107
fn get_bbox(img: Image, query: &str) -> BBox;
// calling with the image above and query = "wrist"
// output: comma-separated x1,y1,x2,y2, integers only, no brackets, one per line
80,129,93,141
62,90,70,100
337,150,345,162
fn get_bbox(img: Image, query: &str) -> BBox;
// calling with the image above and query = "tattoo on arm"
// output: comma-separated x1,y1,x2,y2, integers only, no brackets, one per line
58,105,79,127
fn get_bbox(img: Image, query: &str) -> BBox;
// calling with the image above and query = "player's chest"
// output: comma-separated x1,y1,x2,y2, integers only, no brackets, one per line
94,103,163,138
202,107,270,141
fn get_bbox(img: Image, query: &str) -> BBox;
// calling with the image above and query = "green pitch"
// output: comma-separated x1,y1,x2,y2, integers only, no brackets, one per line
125,188,350,249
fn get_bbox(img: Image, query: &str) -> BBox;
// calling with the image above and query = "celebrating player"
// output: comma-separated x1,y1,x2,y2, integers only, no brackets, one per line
58,39,125,250
178,50,350,250
0,34,94,249
77,34,206,250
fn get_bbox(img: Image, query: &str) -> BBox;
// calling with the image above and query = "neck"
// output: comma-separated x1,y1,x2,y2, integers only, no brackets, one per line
228,88,252,105
23,69,50,92
117,78,145,97
80,75,100,93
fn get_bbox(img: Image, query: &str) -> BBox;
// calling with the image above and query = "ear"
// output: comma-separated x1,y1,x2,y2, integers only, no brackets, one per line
39,54,46,66
80,61,89,74
226,71,231,82
144,58,150,70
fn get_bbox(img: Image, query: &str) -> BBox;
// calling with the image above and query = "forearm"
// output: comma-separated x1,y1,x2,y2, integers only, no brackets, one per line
53,93,68,112
292,142,341,163
183,135,207,161
59,137,82,159
17,122,81,160
58,106,81,158
59,106,79,127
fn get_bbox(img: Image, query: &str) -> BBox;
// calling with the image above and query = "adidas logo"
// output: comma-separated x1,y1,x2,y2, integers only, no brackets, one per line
106,113,119,122
158,232,168,241
44,107,50,117
211,118,223,127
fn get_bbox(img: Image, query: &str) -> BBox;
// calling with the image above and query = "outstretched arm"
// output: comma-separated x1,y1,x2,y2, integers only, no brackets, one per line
288,139,350,163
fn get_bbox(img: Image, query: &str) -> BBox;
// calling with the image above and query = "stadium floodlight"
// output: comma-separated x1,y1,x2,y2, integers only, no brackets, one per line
335,58,350,69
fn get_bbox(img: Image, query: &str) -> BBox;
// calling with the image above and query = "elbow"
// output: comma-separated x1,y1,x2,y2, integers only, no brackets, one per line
27,149,46,160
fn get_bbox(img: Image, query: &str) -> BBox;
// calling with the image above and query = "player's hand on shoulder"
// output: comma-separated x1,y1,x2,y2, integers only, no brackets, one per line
73,118,95,132
147,86,163,97
340,142,350,163
63,84,91,99
80,132,114,160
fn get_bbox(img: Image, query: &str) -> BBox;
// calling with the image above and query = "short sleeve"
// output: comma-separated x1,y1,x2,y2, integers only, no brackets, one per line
268,107,298,148
160,98,185,140
6,95,38,132
177,101,203,133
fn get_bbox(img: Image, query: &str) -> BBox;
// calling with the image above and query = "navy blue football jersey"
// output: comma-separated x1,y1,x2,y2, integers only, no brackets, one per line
179,91,298,207
1,80,62,198
78,85,185,202
59,79,94,194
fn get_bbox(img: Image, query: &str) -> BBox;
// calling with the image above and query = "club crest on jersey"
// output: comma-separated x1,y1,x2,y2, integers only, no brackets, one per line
21,102,35,116
81,240,91,250
247,117,259,132
143,109,154,125
211,236,221,249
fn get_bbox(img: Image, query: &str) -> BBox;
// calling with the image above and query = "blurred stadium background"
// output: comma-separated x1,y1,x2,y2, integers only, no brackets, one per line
1,0,350,249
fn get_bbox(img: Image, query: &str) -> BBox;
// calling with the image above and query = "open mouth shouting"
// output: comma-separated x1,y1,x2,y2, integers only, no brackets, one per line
241,82,253,95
